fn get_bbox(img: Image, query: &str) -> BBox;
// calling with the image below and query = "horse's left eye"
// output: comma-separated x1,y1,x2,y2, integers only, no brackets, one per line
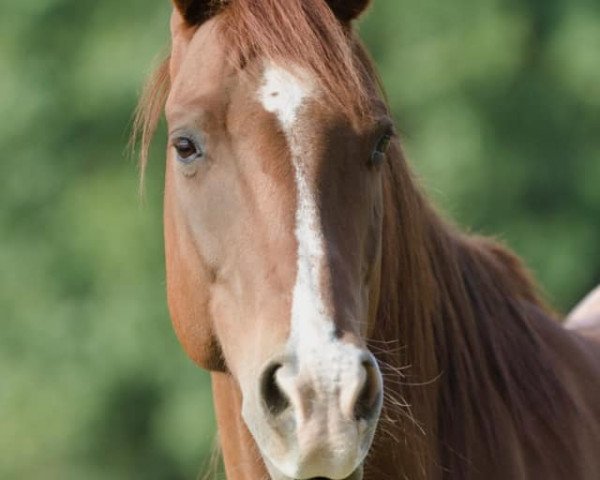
174,136,202,163
370,133,392,167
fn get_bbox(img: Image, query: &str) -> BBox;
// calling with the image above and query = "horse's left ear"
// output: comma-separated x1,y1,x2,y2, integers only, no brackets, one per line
172,0,221,25
326,0,372,23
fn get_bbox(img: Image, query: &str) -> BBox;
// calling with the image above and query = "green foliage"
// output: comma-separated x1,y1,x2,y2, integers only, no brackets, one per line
0,0,598,478
360,0,600,308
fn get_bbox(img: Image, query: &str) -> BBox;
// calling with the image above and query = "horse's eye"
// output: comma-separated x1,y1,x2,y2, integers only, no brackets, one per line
370,133,393,167
173,136,202,163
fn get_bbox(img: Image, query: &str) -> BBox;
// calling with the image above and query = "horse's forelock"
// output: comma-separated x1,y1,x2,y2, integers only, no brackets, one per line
221,0,373,118
131,55,170,188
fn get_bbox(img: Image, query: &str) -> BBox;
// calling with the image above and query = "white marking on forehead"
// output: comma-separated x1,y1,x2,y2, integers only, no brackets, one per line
259,65,313,130
258,64,361,380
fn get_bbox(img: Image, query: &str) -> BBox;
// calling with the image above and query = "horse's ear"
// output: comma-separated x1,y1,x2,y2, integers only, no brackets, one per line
326,0,372,22
172,0,222,25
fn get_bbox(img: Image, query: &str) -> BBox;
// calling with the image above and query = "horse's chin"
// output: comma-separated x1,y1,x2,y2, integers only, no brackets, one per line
254,417,372,480
266,465,363,480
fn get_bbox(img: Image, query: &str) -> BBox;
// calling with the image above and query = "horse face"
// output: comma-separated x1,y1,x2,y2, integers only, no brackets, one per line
164,6,387,479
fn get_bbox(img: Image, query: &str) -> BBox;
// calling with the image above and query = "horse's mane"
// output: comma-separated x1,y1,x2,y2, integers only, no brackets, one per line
133,1,577,477
370,139,577,478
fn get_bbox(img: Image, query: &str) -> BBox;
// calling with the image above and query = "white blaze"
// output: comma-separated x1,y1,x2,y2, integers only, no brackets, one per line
260,66,310,131
257,63,373,480
259,65,334,346
258,65,361,374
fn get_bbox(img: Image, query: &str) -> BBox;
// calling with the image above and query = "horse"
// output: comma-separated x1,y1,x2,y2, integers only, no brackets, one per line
133,1,600,478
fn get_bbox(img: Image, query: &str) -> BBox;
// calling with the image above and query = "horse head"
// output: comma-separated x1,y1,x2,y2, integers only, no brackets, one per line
161,0,389,477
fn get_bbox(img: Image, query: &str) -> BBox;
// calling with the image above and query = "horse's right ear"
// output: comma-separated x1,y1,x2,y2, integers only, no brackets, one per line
326,0,372,23
172,0,220,25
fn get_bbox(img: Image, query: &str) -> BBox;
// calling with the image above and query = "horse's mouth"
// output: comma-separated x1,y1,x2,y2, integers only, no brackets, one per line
304,469,363,480
307,476,357,480
268,458,364,480
279,464,363,480
305,476,359,480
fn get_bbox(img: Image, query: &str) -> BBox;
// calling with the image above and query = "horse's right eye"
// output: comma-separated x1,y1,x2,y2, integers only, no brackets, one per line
369,129,395,168
173,137,202,163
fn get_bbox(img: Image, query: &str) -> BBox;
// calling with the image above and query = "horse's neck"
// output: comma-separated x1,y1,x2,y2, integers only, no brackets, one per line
373,151,582,477
211,372,269,479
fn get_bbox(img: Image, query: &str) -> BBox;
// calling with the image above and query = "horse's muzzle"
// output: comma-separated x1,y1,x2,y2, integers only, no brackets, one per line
243,347,383,480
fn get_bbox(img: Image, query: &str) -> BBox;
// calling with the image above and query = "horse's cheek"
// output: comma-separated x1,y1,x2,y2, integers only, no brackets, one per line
167,279,224,372
164,224,225,372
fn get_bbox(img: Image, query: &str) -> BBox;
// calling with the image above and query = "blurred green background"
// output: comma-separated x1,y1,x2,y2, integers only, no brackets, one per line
1,0,598,478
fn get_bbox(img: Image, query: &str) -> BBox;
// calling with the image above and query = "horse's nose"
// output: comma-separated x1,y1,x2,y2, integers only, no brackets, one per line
254,349,382,478
259,351,383,424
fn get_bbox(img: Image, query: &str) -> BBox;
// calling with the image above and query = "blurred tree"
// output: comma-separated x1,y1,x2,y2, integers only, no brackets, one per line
0,0,598,478
360,0,600,308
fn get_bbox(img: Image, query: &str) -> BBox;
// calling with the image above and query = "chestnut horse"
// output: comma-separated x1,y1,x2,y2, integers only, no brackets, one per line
134,0,600,478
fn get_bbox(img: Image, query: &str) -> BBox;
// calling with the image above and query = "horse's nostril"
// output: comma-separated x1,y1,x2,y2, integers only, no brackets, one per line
260,362,290,416
354,358,383,421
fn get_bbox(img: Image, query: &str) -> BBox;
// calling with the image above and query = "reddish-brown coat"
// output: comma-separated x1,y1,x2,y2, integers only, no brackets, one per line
134,1,600,478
